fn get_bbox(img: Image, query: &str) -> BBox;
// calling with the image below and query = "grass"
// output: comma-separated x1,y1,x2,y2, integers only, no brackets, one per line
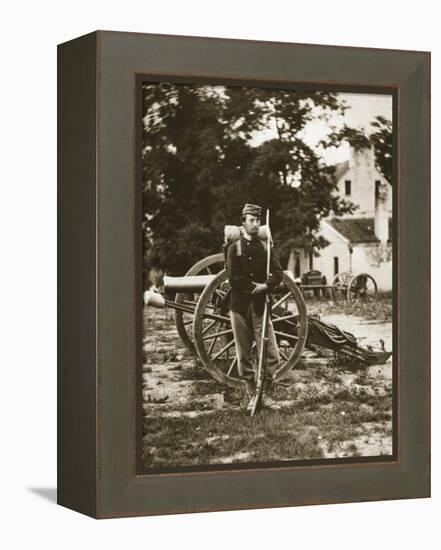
142,408,324,468
322,295,392,321
142,297,393,469
142,376,393,468
178,361,214,381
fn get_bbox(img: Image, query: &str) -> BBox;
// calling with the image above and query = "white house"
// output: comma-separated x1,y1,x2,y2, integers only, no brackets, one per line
288,147,393,291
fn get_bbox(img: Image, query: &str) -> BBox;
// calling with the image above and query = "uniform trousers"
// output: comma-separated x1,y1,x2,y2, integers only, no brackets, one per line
230,302,280,390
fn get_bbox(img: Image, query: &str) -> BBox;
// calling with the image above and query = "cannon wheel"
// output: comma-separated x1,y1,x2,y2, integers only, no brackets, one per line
330,271,352,303
193,270,308,390
175,253,225,355
347,273,378,302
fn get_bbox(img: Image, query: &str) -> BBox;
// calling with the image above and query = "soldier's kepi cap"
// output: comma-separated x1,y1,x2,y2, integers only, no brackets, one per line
242,203,262,218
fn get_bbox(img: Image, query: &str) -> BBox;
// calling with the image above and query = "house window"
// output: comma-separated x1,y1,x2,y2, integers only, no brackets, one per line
333,257,339,276
345,180,351,195
294,252,300,278
375,180,381,198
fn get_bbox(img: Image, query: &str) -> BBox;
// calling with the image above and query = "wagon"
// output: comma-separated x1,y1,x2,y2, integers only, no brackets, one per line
144,252,391,391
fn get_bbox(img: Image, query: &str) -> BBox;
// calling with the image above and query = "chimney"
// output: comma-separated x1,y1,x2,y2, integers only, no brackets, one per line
374,180,389,243
349,145,375,170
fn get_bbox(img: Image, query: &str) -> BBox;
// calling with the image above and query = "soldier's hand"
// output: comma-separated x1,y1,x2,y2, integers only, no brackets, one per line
251,283,268,294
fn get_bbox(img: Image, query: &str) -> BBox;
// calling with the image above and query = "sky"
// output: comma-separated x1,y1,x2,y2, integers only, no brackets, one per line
144,85,393,168
250,92,393,166
310,92,393,165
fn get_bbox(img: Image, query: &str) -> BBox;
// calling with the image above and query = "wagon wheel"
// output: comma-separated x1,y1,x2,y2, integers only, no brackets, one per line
330,271,352,303
175,253,225,355
193,270,308,390
347,273,378,303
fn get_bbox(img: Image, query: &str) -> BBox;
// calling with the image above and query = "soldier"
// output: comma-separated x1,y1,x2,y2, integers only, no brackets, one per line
226,203,283,410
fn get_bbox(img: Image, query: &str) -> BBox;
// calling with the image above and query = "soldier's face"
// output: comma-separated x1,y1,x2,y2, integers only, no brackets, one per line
243,214,261,236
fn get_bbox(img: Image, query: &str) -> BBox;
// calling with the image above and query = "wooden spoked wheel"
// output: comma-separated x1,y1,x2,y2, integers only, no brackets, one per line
175,253,225,355
193,270,308,389
347,273,378,303
330,271,353,303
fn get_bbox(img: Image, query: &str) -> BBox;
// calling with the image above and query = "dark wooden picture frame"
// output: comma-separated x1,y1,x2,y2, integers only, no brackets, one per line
58,31,430,518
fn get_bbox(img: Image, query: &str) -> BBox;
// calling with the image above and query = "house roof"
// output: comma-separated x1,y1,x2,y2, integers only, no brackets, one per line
327,217,392,243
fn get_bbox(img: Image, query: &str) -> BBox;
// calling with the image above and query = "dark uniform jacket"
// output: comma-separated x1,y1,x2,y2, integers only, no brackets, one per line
226,236,283,317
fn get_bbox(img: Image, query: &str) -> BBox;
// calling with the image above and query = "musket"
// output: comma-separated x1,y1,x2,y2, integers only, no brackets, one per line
250,209,272,416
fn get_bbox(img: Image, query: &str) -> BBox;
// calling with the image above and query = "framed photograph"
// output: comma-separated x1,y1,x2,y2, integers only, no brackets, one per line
58,31,430,518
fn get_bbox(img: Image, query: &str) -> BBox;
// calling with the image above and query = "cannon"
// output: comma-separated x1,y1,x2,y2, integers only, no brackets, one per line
293,270,379,302
330,271,378,303
144,252,391,390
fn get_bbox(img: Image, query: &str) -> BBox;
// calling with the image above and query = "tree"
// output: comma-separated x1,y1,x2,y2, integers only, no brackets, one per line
142,83,355,274
370,116,393,184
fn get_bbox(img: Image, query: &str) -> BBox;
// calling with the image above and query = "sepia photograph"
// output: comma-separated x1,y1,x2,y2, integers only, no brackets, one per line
140,81,394,472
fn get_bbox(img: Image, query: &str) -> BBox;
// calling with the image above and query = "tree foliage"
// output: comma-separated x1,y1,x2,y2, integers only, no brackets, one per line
370,116,393,184
142,83,356,274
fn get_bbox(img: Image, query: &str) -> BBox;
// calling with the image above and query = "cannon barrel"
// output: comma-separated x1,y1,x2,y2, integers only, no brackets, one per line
147,271,297,307
163,274,216,293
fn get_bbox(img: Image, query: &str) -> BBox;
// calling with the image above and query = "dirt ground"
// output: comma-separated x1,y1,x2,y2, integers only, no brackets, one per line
141,299,393,470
